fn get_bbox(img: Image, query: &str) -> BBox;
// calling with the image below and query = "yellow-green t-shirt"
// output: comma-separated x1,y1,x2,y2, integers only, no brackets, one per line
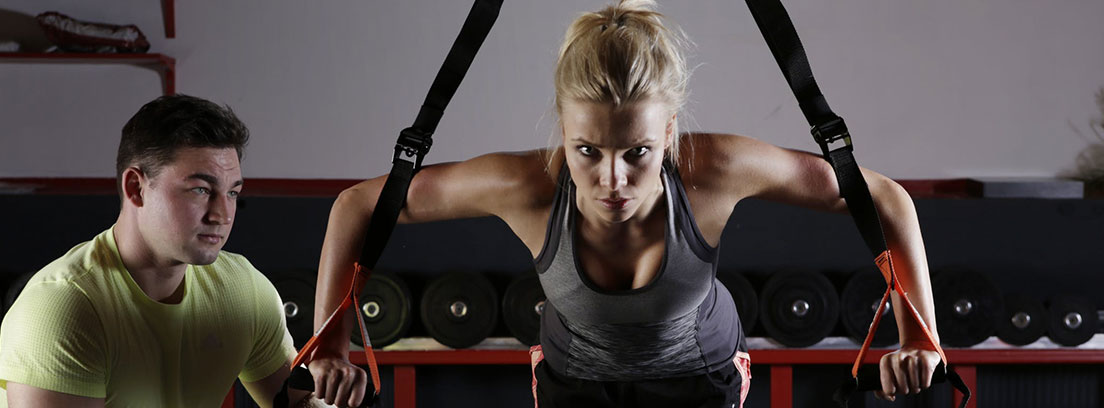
0,228,296,407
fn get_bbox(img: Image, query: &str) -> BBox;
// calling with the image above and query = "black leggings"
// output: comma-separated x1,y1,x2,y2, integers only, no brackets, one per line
533,360,745,408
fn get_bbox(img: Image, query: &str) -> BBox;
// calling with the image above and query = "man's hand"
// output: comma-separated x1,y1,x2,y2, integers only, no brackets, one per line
308,354,369,407
874,345,942,401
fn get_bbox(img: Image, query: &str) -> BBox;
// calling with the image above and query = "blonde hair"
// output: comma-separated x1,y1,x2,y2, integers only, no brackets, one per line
553,0,690,162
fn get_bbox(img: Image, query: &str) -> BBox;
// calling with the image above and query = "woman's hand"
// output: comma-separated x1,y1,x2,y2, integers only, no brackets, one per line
875,345,942,401
308,354,368,408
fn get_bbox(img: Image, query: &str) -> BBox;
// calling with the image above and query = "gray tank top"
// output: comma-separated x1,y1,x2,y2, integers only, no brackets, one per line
535,161,746,381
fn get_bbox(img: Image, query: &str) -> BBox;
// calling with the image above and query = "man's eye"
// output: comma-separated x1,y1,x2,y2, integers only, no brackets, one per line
627,146,650,158
228,190,240,199
191,187,211,195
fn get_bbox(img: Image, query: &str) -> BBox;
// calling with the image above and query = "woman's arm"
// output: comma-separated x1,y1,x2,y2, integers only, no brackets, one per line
307,151,549,407
705,134,941,401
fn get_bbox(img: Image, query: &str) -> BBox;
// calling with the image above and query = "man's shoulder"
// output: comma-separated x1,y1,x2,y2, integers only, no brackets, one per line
30,230,118,289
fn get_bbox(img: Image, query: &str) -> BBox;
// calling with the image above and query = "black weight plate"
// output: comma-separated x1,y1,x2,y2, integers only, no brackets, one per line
352,272,413,349
421,271,499,349
717,271,758,335
932,269,1003,347
996,293,1048,346
758,271,839,348
840,269,898,347
1046,294,1098,347
501,272,545,346
271,271,316,349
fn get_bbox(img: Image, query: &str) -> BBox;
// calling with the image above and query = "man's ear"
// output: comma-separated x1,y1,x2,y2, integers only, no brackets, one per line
121,167,146,207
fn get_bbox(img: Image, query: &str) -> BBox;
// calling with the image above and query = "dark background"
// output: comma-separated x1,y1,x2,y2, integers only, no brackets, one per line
1,194,1102,407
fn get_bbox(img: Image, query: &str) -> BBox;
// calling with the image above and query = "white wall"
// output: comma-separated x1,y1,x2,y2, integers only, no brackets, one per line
1,0,1102,179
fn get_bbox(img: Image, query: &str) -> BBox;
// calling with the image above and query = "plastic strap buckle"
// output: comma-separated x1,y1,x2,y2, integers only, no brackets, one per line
393,127,433,168
810,117,853,157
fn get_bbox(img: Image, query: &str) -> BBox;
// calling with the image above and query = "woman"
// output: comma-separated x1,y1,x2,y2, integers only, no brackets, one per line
307,1,941,406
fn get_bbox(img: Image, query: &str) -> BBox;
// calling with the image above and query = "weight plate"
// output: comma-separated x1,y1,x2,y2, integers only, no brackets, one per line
271,271,316,349
996,293,1047,346
758,271,839,348
840,269,898,347
351,272,413,349
1046,294,1098,347
421,271,499,349
932,269,1003,347
501,272,545,346
717,271,758,335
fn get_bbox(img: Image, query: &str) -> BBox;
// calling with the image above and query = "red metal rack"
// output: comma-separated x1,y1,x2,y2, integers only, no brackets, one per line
0,52,176,95
0,178,978,198
346,347,1104,408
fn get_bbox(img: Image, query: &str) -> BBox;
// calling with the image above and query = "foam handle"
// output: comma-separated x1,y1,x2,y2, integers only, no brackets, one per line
834,362,969,408
273,366,378,408
855,361,948,391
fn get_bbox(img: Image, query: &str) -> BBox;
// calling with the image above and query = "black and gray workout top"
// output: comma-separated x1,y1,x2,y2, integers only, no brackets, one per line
535,161,747,381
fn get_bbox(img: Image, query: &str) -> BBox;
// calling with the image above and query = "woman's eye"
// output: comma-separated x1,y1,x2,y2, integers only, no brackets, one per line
577,146,596,156
627,146,650,158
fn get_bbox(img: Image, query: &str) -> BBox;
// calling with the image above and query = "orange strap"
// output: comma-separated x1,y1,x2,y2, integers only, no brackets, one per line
291,263,382,397
850,250,947,378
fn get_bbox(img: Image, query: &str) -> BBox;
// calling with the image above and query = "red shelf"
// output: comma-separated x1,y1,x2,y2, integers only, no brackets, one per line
353,347,1104,366
346,347,1104,408
0,52,176,95
0,177,981,199
162,0,175,38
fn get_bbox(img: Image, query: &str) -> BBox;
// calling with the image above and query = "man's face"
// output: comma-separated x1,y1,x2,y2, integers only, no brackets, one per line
136,147,242,266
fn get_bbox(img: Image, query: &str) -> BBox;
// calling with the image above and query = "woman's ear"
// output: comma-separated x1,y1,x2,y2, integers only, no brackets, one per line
121,167,146,207
665,112,678,148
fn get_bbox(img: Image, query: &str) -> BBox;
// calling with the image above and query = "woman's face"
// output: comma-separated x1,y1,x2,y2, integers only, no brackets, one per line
561,98,674,224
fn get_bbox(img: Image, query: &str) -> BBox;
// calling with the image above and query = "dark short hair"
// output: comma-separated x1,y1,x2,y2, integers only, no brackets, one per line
116,94,250,189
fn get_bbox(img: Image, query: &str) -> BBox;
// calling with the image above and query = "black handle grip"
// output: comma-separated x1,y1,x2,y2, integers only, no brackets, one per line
273,366,378,408
834,362,970,408
854,361,949,391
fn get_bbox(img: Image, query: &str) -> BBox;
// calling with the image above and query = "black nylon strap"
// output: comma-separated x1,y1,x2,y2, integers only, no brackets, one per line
744,0,970,405
744,0,888,259
413,0,503,133
359,0,502,268
276,2,502,407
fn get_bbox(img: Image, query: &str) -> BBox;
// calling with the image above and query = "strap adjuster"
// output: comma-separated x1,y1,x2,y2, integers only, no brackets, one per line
393,127,433,168
810,117,852,156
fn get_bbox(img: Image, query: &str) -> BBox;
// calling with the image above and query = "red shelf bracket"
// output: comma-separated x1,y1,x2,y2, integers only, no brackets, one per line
162,0,175,38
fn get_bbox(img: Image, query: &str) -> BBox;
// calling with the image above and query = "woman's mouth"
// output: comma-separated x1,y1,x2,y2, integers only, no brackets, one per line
599,198,629,210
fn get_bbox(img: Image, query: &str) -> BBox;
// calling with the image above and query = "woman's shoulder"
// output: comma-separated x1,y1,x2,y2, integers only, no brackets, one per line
455,147,563,207
674,133,765,187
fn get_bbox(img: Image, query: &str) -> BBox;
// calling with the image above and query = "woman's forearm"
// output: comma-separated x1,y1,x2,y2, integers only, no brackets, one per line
313,180,382,355
874,178,942,348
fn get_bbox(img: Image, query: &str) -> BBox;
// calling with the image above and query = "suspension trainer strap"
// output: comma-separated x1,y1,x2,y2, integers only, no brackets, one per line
278,1,503,406
743,1,968,406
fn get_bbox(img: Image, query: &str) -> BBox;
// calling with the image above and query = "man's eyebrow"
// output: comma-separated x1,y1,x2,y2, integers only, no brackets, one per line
187,173,244,188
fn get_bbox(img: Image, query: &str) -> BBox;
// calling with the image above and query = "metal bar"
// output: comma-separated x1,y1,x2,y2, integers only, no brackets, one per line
952,365,977,408
221,387,234,408
770,365,792,408
394,365,417,408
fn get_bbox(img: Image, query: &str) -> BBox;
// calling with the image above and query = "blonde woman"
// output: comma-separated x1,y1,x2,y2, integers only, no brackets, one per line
307,1,941,407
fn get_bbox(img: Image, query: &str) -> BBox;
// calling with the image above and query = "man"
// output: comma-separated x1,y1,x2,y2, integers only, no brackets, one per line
0,95,311,407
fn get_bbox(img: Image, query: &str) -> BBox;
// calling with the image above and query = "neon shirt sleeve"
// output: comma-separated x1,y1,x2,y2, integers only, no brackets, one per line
0,280,108,398
238,269,296,383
